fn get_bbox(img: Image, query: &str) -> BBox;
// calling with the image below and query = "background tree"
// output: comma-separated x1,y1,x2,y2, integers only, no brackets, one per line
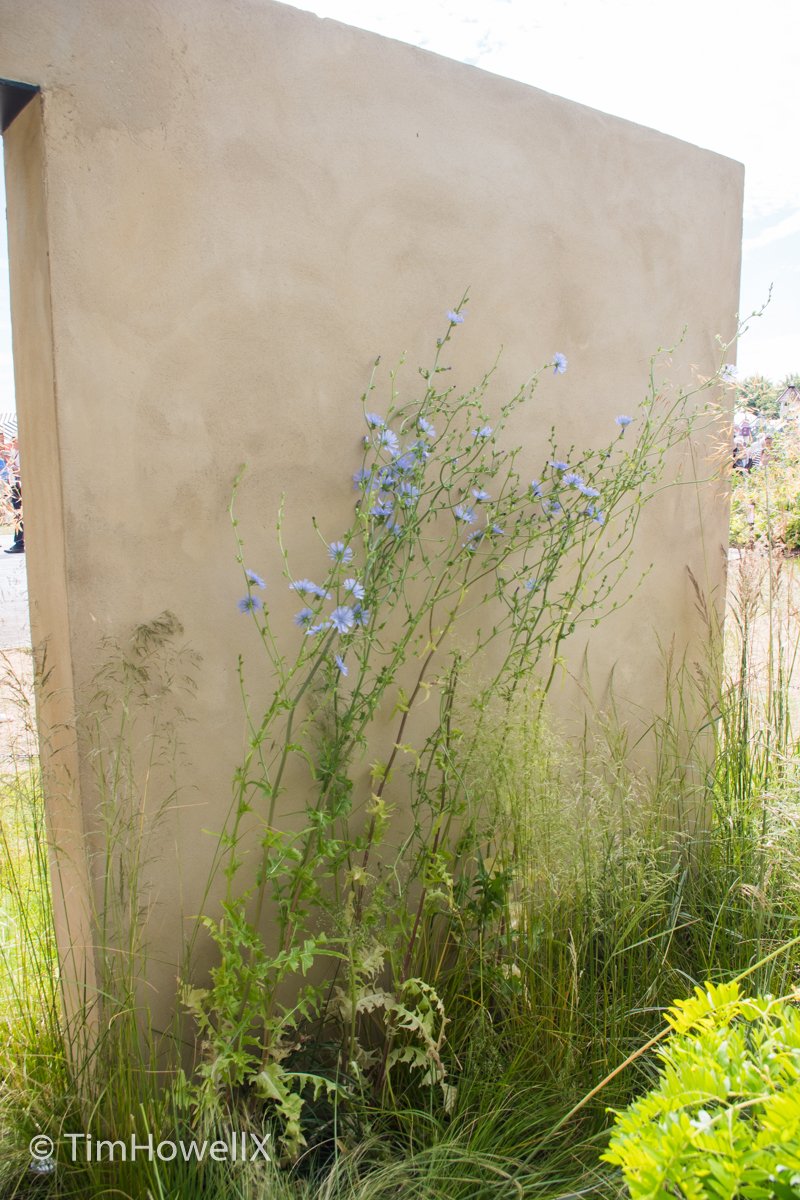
737,374,780,417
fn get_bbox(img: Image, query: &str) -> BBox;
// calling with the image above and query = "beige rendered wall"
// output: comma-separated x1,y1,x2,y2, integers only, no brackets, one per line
0,0,742,1019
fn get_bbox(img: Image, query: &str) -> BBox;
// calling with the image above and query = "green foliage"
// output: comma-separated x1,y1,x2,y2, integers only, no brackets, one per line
783,512,800,553
728,371,800,553
0,621,222,1200
737,374,780,418
3,596,800,1197
729,433,800,550
185,304,726,1155
10,315,800,1199
0,766,58,1027
604,981,800,1200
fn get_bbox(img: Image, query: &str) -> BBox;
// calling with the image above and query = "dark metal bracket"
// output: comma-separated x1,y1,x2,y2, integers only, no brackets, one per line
1,79,40,133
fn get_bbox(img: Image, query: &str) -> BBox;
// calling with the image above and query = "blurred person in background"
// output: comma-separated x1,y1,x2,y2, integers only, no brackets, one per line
0,435,12,522
4,439,23,555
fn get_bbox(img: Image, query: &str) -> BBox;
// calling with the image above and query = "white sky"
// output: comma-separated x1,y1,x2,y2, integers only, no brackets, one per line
1,0,798,405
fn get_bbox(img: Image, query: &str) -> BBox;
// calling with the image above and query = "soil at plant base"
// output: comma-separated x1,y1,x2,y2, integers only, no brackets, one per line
0,537,35,769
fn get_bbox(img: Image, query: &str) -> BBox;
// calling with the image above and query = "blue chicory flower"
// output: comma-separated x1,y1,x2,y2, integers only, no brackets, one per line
396,482,420,505
365,412,386,428
552,353,567,375
328,542,354,564
418,417,436,438
343,578,365,601
238,595,263,614
615,415,633,427
294,607,314,628
334,654,349,677
395,452,418,473
290,579,330,599
329,606,356,634
562,472,584,488
245,569,266,589
549,460,569,472
378,429,400,456
530,480,543,498
447,310,465,324
454,505,477,524
472,488,490,502
472,426,493,440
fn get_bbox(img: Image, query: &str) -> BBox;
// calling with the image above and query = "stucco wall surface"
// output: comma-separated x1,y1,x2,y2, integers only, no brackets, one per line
0,0,742,1016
